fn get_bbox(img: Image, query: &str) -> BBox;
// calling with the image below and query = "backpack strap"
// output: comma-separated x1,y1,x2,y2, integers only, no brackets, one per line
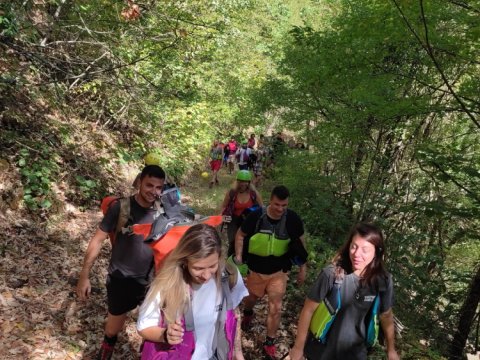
210,267,236,359
334,265,345,283
324,266,345,313
184,303,195,332
276,209,288,238
223,189,236,217
115,197,132,237
311,266,345,343
250,190,257,205
221,270,234,310
254,206,287,238
118,197,162,236
365,291,381,348
224,261,238,291
254,206,267,234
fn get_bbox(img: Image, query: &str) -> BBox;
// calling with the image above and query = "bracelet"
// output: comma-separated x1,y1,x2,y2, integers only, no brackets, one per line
163,331,170,345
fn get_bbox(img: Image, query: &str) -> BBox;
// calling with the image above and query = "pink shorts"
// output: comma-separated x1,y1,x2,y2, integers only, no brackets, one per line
210,160,222,171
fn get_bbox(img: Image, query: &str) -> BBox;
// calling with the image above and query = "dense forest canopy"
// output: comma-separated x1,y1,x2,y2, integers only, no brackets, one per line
1,1,479,359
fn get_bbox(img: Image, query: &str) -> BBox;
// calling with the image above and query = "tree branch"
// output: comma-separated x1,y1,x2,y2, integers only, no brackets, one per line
419,0,480,129
390,0,480,129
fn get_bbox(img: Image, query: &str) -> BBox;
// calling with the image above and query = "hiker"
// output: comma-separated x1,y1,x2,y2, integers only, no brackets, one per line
247,133,256,149
271,132,285,163
137,223,249,360
252,144,265,187
209,140,223,188
76,165,166,360
234,185,307,359
236,143,251,171
222,141,229,167
261,136,274,170
226,138,238,174
289,223,400,360
221,170,263,256
132,152,161,190
132,152,176,191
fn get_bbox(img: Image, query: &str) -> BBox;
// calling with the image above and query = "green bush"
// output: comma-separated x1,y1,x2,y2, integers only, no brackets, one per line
18,148,59,210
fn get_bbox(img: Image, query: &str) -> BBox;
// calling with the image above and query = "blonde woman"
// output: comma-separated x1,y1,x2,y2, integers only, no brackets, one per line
137,224,248,360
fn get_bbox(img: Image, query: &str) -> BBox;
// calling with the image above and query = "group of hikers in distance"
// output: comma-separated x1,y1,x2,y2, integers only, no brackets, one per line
208,132,291,189
76,147,400,360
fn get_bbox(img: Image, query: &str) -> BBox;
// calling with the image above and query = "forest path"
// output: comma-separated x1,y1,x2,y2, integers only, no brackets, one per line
0,166,298,360
0,165,423,359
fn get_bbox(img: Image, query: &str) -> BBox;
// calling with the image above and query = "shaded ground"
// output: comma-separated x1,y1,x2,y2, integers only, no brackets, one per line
0,165,432,359
0,166,304,359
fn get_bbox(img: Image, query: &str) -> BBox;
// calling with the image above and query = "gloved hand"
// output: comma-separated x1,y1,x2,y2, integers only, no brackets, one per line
227,255,248,277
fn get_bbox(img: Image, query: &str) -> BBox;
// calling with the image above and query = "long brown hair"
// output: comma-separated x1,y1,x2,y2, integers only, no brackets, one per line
333,223,387,289
142,223,224,324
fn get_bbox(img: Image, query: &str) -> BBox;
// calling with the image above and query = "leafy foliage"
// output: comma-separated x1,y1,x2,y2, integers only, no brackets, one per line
2,0,480,357
249,0,480,357
17,149,59,210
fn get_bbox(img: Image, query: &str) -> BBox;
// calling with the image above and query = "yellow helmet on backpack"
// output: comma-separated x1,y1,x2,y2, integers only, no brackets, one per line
144,152,162,166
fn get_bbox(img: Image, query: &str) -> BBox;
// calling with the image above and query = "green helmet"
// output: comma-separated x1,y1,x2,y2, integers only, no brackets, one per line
144,152,161,166
236,170,252,181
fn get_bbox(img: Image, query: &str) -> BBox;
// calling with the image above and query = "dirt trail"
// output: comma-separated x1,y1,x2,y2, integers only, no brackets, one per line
0,167,306,359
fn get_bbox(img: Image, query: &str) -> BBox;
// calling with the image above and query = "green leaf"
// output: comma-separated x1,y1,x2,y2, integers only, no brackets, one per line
39,199,52,209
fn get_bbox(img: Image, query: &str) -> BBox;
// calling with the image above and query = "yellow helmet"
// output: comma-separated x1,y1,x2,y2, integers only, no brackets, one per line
144,152,162,166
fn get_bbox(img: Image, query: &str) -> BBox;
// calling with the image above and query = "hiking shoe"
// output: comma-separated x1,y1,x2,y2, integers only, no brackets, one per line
262,343,277,359
96,342,114,360
241,313,254,331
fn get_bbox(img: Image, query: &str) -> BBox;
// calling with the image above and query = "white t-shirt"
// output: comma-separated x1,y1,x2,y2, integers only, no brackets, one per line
236,148,251,165
137,269,248,360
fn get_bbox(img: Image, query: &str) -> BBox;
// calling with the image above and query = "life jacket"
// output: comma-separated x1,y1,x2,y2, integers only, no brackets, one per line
140,262,239,360
309,267,381,349
101,190,223,271
247,207,290,257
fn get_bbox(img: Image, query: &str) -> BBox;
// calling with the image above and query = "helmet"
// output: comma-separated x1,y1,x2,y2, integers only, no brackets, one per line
236,170,252,181
144,152,161,166
201,171,209,179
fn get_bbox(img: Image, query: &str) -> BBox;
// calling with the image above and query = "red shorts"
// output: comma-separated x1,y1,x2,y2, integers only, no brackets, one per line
210,160,222,171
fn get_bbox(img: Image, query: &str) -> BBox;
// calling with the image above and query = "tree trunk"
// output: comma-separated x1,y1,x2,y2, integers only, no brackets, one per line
450,265,480,360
